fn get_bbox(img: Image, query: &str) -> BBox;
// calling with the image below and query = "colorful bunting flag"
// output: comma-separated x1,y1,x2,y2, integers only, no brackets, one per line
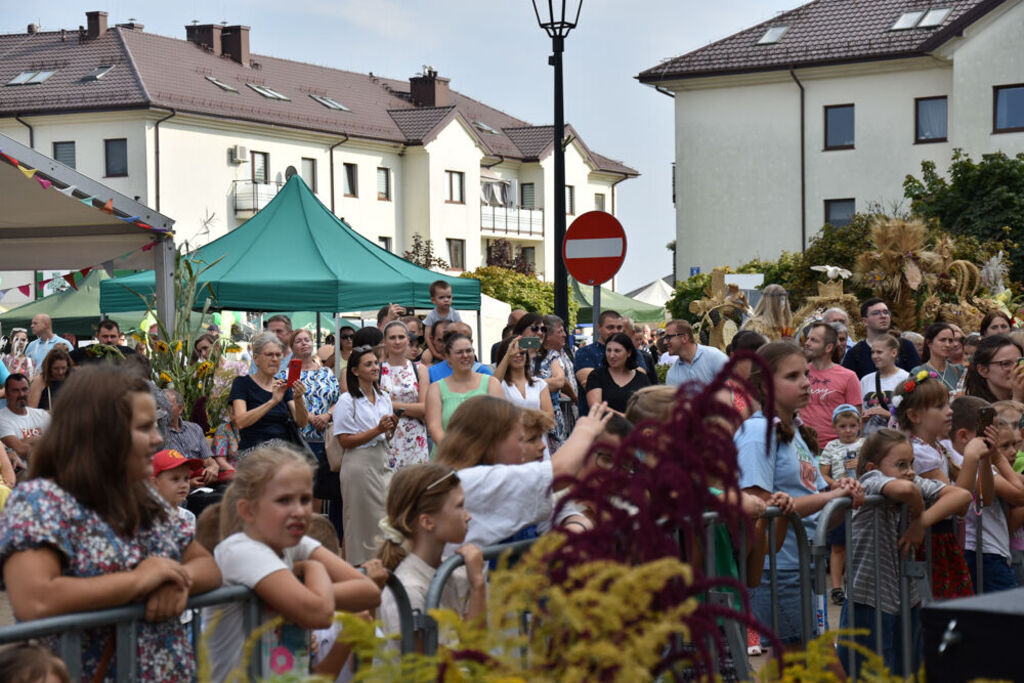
79,196,96,207
102,260,115,277
57,184,76,197
0,152,19,167
19,166,37,179
116,215,141,223
62,273,79,291
35,177,52,190
17,285,30,297
100,198,114,213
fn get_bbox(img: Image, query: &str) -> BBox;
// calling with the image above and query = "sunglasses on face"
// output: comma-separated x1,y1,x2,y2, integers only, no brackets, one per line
530,325,547,333
340,335,354,342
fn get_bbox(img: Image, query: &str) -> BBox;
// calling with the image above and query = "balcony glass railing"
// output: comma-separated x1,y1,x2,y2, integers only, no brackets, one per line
480,205,544,238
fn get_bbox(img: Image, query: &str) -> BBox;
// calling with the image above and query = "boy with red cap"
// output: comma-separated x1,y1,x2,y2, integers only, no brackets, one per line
151,449,204,528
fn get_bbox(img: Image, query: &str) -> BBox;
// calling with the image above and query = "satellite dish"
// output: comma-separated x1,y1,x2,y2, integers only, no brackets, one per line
285,165,298,180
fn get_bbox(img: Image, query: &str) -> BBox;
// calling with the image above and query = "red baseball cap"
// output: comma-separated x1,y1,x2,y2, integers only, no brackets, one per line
151,449,204,477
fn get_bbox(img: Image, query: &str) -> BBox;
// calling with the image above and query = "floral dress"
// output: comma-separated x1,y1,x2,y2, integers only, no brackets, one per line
0,479,196,681
275,366,340,442
380,360,429,470
537,350,569,448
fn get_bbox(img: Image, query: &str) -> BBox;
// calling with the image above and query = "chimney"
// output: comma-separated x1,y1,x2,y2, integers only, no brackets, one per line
27,23,38,34
222,25,250,66
86,11,108,39
116,21,145,31
410,68,451,108
185,23,223,56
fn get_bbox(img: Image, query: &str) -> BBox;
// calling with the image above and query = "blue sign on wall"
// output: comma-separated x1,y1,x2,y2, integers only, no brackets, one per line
689,266,701,277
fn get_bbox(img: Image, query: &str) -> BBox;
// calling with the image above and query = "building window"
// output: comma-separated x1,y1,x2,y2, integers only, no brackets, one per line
252,152,269,184
916,97,948,142
521,183,535,209
825,198,855,227
300,158,317,192
594,192,606,212
824,104,855,150
53,141,75,169
378,236,393,252
994,84,1024,134
520,246,536,265
104,138,128,177
446,239,466,270
445,170,465,204
377,167,391,201
565,185,575,215
343,163,358,197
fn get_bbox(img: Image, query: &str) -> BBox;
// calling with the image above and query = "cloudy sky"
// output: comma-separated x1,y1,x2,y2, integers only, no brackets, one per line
5,1,796,291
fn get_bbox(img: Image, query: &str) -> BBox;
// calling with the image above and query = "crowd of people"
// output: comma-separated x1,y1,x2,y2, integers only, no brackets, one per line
0,280,1023,680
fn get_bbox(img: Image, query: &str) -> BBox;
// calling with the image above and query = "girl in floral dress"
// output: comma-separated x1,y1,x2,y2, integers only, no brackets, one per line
0,367,221,681
380,321,429,470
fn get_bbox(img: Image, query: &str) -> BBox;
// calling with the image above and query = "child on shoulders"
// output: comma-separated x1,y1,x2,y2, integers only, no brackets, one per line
423,281,462,341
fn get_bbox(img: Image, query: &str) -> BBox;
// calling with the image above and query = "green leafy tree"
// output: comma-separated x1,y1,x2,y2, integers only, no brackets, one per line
460,266,578,328
402,233,449,269
905,149,1024,280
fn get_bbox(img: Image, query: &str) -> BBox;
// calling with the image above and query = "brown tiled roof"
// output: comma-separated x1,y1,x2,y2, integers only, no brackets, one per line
638,0,1006,82
0,24,636,175
504,125,638,177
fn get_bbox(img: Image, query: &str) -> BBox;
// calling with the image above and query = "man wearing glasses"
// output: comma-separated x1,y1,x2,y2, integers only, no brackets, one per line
841,298,921,379
664,319,728,388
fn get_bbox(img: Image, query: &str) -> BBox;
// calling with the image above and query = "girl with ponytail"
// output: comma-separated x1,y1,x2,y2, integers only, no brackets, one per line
376,463,486,646
736,341,863,650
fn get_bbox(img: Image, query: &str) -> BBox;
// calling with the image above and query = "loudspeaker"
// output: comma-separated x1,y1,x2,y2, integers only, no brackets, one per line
922,586,1024,682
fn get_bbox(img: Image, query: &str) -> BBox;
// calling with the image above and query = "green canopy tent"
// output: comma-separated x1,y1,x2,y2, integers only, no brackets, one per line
0,270,205,338
99,175,480,314
571,278,666,325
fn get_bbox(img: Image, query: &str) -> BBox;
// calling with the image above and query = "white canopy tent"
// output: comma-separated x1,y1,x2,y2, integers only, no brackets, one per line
626,276,676,310
0,132,176,327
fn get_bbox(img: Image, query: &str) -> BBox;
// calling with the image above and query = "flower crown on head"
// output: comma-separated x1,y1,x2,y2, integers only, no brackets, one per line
890,369,938,410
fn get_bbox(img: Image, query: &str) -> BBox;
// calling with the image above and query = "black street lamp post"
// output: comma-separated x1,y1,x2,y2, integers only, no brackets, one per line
532,0,582,334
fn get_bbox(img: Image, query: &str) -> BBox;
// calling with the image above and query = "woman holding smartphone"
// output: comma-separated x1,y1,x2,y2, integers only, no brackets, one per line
229,332,307,452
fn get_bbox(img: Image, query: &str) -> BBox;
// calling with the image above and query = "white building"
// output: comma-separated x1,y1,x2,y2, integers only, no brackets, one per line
638,0,1024,277
0,10,636,307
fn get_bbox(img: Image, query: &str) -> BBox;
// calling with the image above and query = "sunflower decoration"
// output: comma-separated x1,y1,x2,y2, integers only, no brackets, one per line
853,217,942,330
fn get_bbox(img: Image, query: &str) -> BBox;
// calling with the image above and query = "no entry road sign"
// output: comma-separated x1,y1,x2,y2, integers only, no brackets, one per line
562,211,627,285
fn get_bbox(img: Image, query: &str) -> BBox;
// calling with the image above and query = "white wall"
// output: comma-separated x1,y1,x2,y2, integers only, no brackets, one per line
424,119,485,271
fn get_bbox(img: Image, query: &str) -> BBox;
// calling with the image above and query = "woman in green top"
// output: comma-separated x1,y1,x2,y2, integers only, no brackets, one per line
912,322,963,393
425,332,503,444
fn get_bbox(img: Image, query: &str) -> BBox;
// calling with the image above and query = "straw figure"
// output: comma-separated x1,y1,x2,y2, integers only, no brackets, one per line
689,268,752,350
741,284,794,341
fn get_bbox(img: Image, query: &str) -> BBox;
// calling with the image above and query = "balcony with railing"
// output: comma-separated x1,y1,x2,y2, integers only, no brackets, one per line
233,179,283,216
480,205,544,239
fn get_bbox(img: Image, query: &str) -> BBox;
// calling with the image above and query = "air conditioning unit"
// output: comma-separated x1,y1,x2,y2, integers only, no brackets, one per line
230,145,249,164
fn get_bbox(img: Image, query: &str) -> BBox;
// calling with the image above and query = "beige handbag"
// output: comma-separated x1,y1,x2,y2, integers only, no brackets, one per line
326,432,345,472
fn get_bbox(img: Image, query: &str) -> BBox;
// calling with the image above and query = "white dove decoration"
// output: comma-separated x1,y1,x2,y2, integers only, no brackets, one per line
810,265,852,280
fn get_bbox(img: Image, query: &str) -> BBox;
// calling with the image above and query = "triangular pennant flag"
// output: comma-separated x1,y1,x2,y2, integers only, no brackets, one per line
17,284,31,297
38,278,53,286
116,215,141,223
135,222,153,230
102,260,115,277
79,196,96,206
0,289,7,303
57,184,76,197
1,152,19,167
62,273,79,291
35,177,52,190
141,240,158,252
19,166,37,179
100,198,114,213
80,266,92,278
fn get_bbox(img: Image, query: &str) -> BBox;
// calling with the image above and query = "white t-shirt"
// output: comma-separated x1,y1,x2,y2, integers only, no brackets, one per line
450,461,555,550
205,532,322,682
860,369,909,434
379,552,471,649
947,442,1011,559
0,406,50,442
332,391,393,450
500,378,548,412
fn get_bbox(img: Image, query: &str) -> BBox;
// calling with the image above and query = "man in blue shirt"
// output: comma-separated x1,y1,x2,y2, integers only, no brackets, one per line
249,314,293,374
26,314,73,370
664,319,728,388
428,321,494,382
574,310,624,413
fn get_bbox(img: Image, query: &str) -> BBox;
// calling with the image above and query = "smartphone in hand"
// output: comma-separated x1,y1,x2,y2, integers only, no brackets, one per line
395,408,406,418
519,336,541,351
286,358,303,386
977,406,996,437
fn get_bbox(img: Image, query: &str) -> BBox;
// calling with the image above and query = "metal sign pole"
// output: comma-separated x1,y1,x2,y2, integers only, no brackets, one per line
592,285,601,332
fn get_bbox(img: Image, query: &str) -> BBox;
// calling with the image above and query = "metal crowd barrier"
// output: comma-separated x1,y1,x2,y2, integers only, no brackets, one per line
0,568,420,680
422,537,537,655
812,495,936,678
0,585,259,682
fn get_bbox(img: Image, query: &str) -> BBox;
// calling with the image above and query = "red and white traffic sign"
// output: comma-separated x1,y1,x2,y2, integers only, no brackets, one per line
562,211,627,285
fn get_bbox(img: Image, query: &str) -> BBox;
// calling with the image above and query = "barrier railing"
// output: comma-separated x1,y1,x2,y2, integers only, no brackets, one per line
422,537,537,655
811,495,936,678
0,585,259,682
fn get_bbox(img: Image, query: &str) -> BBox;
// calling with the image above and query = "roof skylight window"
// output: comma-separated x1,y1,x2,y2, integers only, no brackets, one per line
205,75,238,92
892,11,925,29
757,26,790,45
82,65,114,81
473,120,500,135
7,69,56,86
246,83,290,101
310,94,350,111
918,8,952,27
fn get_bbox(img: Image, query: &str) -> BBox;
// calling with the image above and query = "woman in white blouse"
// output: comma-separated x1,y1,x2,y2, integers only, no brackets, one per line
333,345,397,565
493,336,555,421
434,396,611,548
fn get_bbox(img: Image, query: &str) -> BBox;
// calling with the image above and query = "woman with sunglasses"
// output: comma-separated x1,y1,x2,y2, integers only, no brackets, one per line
963,334,1024,403
380,320,429,470
494,336,555,420
2,328,35,378
28,348,71,411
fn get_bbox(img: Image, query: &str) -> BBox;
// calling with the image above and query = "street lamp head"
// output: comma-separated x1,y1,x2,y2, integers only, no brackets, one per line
532,0,582,38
